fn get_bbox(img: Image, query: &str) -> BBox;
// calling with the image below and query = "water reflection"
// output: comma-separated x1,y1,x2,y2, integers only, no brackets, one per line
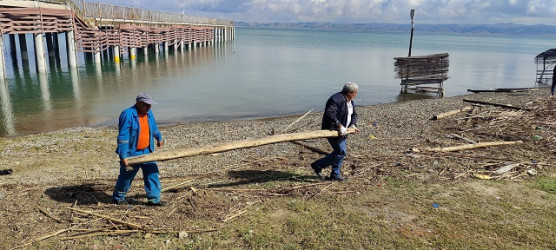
0,79,15,135
38,72,52,111
70,67,81,101
395,91,439,103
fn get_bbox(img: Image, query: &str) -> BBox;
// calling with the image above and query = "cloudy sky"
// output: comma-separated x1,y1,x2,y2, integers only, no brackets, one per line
98,0,556,25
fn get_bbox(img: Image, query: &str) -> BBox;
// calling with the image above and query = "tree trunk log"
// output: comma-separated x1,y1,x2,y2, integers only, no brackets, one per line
127,129,354,165
427,140,522,152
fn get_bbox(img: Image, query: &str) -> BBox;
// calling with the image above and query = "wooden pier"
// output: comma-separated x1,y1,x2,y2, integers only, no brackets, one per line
0,0,235,78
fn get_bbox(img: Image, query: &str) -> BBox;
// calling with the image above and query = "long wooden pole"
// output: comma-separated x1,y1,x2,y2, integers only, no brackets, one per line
427,140,522,152
462,99,530,111
127,129,354,165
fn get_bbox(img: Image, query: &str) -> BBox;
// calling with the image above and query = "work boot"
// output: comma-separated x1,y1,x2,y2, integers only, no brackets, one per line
112,199,130,206
311,163,325,180
146,201,166,207
327,175,347,182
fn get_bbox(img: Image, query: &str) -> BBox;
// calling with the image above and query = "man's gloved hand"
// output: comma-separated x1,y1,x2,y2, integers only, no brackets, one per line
122,159,134,171
339,126,348,136
348,124,360,133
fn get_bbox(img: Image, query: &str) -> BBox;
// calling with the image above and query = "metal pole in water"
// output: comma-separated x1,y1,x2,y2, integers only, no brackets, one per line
408,9,415,57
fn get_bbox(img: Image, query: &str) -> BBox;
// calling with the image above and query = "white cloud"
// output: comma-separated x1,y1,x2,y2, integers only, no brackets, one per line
95,0,556,25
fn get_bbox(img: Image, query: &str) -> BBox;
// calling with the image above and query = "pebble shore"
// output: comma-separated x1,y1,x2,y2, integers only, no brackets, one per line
0,88,549,185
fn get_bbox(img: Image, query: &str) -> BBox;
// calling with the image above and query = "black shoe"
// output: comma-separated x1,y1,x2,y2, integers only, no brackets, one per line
311,163,325,180
146,201,166,207
112,199,130,206
327,175,346,182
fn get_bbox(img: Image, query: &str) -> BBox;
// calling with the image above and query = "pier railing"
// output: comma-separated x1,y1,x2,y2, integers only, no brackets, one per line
74,0,233,26
24,0,233,27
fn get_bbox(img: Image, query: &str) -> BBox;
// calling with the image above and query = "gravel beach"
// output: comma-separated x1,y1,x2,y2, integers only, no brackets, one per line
1,87,555,249
0,88,551,185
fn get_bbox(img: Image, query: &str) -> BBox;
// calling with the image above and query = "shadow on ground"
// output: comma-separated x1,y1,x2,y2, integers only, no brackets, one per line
45,183,113,205
208,170,316,188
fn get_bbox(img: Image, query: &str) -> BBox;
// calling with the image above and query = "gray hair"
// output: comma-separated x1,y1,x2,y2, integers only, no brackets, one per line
341,82,358,94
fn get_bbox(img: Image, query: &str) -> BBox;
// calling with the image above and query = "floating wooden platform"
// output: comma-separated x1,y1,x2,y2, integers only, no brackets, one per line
467,88,539,93
394,53,449,96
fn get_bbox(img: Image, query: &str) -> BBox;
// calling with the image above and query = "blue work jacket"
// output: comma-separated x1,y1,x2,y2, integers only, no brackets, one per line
321,92,358,130
115,105,162,160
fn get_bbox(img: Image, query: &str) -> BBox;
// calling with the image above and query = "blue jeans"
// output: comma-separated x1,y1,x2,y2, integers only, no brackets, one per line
112,148,161,203
311,137,347,178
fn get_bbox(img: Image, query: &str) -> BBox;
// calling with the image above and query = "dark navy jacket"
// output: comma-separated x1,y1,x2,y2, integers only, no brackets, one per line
321,92,358,130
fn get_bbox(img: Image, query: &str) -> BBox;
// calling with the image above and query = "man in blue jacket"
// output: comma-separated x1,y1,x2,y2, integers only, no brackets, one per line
311,82,360,181
112,93,165,206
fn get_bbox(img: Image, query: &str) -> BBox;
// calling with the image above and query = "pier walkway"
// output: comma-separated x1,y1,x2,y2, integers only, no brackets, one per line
0,0,235,78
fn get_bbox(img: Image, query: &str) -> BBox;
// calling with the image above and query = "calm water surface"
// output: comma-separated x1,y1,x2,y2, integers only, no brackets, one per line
0,28,553,137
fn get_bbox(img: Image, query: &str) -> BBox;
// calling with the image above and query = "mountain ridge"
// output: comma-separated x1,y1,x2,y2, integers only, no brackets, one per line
235,22,556,35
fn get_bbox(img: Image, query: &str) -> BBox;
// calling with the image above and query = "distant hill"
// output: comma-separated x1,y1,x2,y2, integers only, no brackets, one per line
235,22,556,35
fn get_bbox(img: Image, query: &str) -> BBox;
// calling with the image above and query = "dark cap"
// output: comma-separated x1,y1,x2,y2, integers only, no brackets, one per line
136,93,157,105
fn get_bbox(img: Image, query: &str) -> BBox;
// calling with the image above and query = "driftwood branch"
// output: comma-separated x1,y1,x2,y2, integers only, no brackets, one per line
427,140,522,152
493,163,519,175
462,99,531,111
61,230,141,241
306,182,335,201
149,228,218,234
222,209,247,222
161,179,195,193
14,229,69,249
282,109,313,133
67,207,144,230
37,206,63,223
127,129,355,165
291,141,328,155
432,106,473,120
448,133,477,144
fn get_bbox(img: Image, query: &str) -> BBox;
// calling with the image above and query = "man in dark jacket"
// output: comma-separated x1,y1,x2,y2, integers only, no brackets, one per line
550,64,556,97
311,82,360,181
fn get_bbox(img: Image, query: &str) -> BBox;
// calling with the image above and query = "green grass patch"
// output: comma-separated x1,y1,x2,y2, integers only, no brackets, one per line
535,177,556,194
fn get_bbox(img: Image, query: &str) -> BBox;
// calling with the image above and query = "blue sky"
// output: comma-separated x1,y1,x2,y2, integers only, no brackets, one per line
98,0,556,25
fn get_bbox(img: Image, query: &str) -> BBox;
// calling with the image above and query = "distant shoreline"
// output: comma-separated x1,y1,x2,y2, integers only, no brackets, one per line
236,22,556,36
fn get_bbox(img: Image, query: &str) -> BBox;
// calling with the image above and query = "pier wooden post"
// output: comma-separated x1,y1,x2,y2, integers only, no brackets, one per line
113,45,120,62
0,34,7,80
130,47,136,60
9,35,17,64
65,30,77,68
18,34,28,61
53,33,60,61
94,50,101,66
34,33,48,73
45,33,55,61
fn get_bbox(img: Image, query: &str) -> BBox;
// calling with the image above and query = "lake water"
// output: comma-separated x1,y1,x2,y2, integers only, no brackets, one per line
0,27,554,137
